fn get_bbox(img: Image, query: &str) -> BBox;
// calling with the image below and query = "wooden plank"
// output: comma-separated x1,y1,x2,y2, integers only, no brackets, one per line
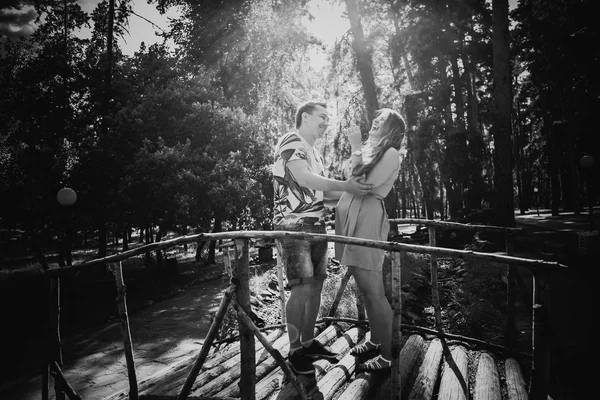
408,338,444,400
195,327,292,396
265,327,364,400
103,330,283,400
473,352,501,400
340,334,425,400
505,358,528,400
438,345,469,400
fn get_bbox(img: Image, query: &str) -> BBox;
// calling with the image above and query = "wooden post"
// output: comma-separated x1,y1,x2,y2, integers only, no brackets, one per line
178,285,236,400
42,275,50,400
113,262,138,400
276,254,286,326
235,238,255,400
529,267,549,400
429,227,442,332
49,275,65,400
328,268,352,318
233,299,310,400
505,232,517,348
356,291,367,321
51,362,81,400
391,251,403,400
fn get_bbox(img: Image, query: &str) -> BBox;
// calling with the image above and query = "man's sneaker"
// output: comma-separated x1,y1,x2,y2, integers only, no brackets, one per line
302,340,339,360
288,351,315,375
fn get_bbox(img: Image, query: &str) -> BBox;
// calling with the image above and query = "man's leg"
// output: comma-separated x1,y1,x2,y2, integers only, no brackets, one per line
300,279,323,343
286,283,313,350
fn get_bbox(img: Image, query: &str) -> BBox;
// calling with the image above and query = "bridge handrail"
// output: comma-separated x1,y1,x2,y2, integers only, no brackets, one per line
42,230,566,277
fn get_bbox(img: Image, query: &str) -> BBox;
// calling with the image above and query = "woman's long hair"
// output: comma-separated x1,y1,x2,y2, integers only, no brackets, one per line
352,109,406,177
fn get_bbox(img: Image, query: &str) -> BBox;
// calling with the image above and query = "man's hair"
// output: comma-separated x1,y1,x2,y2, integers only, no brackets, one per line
295,101,327,129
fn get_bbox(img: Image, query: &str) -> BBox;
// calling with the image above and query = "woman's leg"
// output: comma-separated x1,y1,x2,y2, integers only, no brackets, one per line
349,265,393,360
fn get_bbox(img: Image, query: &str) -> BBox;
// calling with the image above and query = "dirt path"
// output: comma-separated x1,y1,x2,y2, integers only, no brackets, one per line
1,278,226,400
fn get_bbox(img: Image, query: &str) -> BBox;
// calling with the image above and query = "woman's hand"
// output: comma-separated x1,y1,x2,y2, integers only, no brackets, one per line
347,125,362,151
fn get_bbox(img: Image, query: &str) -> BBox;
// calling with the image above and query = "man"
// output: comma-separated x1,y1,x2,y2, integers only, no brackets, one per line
272,101,372,374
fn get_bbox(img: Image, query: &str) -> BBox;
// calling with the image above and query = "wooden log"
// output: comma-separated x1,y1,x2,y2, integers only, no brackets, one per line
307,351,359,400
388,218,523,233
408,338,444,400
48,230,566,276
391,251,403,400
207,329,283,367
429,228,443,332
344,334,424,400
438,345,469,400
196,319,293,396
234,238,255,400
177,284,236,400
51,362,81,400
113,262,139,400
215,332,292,398
215,325,336,399
233,300,309,400
276,253,287,325
401,324,528,358
328,269,352,318
473,352,501,400
267,326,364,400
505,358,528,400
106,329,284,400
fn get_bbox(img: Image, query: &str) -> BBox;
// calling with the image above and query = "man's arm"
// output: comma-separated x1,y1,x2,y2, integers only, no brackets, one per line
286,160,372,196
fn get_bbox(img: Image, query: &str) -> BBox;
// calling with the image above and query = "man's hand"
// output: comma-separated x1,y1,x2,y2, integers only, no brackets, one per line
345,175,372,196
347,125,362,151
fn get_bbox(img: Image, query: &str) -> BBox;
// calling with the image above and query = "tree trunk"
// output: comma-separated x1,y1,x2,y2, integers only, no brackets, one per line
491,0,515,227
345,0,379,123
547,119,561,215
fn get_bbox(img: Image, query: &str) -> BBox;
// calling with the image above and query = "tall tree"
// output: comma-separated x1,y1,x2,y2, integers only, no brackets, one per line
490,0,514,227
344,0,380,124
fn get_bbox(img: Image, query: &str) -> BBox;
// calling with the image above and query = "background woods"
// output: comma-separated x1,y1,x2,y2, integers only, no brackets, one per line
1,0,597,262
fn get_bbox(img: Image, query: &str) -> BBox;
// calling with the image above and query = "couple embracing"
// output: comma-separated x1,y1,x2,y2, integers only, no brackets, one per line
272,101,406,375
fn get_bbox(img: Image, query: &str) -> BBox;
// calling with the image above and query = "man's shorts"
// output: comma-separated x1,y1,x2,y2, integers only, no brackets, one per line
275,219,328,287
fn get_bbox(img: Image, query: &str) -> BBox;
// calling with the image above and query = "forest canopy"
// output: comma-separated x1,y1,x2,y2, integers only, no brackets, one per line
1,0,597,263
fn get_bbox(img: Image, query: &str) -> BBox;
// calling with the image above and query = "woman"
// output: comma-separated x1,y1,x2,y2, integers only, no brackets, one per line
335,108,406,371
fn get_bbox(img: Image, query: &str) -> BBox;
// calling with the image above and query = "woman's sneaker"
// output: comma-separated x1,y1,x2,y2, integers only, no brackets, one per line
288,350,315,375
302,340,339,359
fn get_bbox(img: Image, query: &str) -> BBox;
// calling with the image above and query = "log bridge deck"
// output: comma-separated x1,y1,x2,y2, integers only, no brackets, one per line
105,323,529,400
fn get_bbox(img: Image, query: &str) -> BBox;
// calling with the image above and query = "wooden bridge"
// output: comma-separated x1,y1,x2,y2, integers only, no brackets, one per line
40,219,565,400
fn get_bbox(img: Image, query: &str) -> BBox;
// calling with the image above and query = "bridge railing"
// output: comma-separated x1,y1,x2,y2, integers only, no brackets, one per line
41,226,565,400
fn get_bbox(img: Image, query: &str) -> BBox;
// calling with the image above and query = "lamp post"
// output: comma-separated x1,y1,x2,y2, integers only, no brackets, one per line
533,187,539,216
57,187,77,266
580,155,594,231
